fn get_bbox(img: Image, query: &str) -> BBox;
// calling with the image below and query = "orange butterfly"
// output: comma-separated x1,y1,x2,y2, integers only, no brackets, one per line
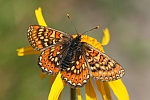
27,25,125,88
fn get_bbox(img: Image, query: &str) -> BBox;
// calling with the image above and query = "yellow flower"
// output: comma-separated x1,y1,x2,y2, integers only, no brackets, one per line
17,7,130,100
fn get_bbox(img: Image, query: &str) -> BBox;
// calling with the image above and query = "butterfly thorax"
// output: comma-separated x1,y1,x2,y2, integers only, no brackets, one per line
61,35,82,70
69,35,81,49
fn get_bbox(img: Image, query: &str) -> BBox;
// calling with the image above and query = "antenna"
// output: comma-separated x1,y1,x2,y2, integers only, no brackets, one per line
67,14,78,33
82,26,100,35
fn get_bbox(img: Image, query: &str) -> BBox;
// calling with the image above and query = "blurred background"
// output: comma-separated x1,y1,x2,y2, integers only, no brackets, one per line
0,0,150,100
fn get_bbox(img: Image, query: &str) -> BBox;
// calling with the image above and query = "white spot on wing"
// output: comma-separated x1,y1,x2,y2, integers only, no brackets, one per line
41,67,44,69
83,80,87,83
72,83,76,86
45,68,48,71
68,81,72,84
64,78,67,81
49,70,52,73
39,62,42,65
77,83,81,86
39,56,42,61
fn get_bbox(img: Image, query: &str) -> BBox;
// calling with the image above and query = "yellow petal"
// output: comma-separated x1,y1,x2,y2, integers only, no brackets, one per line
108,79,130,100
73,35,104,53
76,88,82,100
96,80,112,100
48,73,65,100
35,7,47,26
85,78,97,100
16,46,40,56
101,28,110,46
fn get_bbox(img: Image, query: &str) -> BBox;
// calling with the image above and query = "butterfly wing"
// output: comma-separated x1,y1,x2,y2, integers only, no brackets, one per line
38,41,70,75
83,43,125,81
61,49,90,88
27,25,70,51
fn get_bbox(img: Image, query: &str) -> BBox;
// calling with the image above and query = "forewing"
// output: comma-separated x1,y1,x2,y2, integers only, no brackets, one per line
61,50,90,88
27,25,70,51
38,42,69,75
83,43,125,81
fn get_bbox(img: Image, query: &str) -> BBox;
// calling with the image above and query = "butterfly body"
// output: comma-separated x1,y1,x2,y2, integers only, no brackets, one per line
27,25,125,88
61,35,82,70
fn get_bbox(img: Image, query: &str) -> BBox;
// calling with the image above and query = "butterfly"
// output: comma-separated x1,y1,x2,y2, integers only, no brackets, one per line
27,25,125,88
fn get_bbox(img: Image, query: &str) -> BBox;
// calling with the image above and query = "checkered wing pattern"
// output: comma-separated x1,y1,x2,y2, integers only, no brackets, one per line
83,43,125,81
27,25,70,51
38,42,69,75
61,50,90,88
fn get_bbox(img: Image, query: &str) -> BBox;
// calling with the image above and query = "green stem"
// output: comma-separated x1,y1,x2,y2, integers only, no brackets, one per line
70,88,76,100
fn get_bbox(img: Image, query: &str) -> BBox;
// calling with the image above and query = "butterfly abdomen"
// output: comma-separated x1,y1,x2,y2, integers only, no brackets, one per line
61,51,74,69
60,35,82,70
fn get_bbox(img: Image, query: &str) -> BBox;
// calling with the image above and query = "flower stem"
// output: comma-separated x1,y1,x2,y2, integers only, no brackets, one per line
70,88,76,100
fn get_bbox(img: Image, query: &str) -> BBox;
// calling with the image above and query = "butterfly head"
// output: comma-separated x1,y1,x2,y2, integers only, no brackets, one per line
75,34,82,41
